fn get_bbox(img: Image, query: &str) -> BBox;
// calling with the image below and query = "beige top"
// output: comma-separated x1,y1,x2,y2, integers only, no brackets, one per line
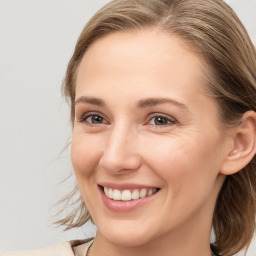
1,238,93,256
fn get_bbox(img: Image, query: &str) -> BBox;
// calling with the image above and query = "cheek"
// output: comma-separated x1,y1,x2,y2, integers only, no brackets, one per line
147,134,222,191
151,137,223,224
71,133,102,178
71,133,104,211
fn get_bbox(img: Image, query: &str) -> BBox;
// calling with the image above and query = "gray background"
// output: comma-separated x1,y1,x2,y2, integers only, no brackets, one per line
0,0,255,255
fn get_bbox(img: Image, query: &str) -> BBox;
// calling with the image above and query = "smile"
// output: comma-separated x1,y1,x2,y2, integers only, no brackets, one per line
102,186,158,201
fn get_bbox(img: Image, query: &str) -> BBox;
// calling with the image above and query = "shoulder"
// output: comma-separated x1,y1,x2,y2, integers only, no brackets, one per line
1,239,93,256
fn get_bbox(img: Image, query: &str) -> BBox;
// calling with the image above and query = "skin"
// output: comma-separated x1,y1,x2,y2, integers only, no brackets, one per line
71,29,231,256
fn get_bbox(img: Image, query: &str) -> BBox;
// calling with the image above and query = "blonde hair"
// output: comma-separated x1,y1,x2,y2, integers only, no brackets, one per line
57,0,256,255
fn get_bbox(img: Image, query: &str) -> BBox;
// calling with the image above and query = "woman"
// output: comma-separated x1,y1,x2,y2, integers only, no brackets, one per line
3,0,256,255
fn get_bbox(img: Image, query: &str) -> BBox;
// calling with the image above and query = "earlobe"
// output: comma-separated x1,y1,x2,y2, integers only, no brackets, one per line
220,111,256,175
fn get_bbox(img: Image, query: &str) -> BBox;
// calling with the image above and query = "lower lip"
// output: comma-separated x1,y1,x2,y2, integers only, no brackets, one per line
99,187,158,213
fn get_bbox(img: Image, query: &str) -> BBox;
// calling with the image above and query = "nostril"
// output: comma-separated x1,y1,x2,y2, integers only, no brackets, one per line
99,152,142,174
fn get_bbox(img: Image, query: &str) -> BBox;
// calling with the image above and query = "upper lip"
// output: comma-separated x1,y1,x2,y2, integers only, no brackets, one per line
98,182,159,190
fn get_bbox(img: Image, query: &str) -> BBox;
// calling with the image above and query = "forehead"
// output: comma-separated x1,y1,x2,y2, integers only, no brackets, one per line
76,28,207,99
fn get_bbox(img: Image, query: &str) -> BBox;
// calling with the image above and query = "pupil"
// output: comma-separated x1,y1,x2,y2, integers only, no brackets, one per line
92,115,102,123
155,117,167,125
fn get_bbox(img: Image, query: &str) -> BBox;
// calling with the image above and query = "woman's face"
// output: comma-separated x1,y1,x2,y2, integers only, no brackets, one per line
72,29,228,247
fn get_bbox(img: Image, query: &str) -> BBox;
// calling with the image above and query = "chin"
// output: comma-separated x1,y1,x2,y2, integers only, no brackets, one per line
96,220,159,247
104,232,153,247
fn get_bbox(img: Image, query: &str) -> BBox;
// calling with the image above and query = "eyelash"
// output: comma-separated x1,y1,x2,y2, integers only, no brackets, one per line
78,112,108,126
147,114,177,126
78,112,177,127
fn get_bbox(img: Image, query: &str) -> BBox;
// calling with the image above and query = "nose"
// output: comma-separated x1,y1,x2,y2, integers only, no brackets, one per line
99,124,142,175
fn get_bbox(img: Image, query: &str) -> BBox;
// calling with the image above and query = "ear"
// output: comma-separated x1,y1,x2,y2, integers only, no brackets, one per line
220,111,256,175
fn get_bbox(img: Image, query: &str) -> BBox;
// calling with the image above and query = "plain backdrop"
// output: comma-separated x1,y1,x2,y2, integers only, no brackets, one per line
0,0,255,255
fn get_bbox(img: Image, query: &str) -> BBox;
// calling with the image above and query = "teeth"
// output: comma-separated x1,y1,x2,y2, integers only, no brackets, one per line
121,190,132,201
140,188,147,198
113,189,122,200
104,186,108,195
147,189,153,196
131,189,140,200
103,187,158,201
108,188,113,199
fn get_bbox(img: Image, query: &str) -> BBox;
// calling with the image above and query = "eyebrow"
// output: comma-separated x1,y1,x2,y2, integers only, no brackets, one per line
137,97,188,110
75,96,188,110
75,96,105,107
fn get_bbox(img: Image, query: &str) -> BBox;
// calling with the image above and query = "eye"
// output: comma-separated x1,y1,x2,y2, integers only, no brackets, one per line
148,115,176,126
79,113,108,125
